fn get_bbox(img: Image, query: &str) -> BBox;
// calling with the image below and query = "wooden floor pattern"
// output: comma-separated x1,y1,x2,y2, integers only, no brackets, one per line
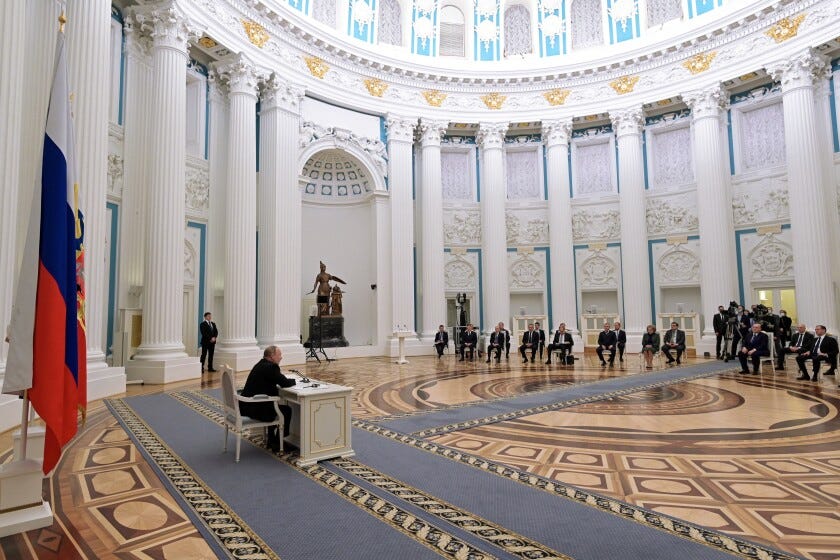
1,354,838,559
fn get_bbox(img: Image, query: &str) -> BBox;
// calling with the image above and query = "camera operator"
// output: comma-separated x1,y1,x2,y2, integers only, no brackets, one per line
730,303,750,357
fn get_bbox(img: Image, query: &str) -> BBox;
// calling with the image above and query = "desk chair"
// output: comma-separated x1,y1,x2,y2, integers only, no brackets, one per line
221,366,286,462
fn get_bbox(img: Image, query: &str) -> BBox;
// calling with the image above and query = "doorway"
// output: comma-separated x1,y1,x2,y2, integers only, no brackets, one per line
754,287,796,323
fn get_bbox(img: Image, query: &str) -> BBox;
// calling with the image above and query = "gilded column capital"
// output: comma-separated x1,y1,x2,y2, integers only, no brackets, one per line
386,115,417,144
542,119,573,148
765,48,830,93
260,72,304,114
609,106,644,138
130,2,199,55
682,83,729,119
418,119,448,147
476,122,509,150
212,53,260,97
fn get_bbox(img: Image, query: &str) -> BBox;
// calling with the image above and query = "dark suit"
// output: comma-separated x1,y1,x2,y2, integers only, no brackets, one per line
460,330,477,360
434,330,449,357
661,329,686,363
239,358,296,440
797,335,838,380
641,332,660,354
501,329,511,358
731,314,750,356
596,330,617,365
199,320,218,371
519,330,539,361
712,312,728,358
613,329,627,361
535,328,546,359
738,331,769,373
782,330,814,370
486,331,504,362
546,331,573,364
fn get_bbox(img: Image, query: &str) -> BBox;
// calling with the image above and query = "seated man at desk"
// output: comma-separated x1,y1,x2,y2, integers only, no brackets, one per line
239,345,296,452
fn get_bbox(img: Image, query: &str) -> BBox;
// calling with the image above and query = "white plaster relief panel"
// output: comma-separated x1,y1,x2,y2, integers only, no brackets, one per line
107,123,124,200
651,240,702,287
444,252,479,292
575,246,620,290
738,229,795,284
835,155,840,216
733,99,786,173
441,149,476,201
572,139,615,197
186,156,210,214
648,125,694,190
184,226,201,286
505,207,549,245
505,148,542,200
731,171,790,227
571,203,621,242
443,208,482,245
507,251,546,292
645,191,699,236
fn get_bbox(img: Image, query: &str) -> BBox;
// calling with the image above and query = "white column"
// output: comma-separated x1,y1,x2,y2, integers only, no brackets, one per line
67,0,126,398
371,192,393,349
125,4,200,384
543,119,577,334
206,77,228,334
477,122,510,334
256,73,306,364
418,119,448,343
386,115,422,353
767,50,839,332
683,84,739,343
213,54,261,371
610,108,651,342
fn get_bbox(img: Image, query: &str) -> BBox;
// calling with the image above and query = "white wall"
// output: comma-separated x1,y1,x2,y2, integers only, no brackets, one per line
301,202,376,345
660,287,702,315
581,291,618,315
300,97,381,140
510,293,544,319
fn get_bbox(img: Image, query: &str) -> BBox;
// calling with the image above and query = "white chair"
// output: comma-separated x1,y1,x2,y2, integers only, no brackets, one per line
639,350,663,371
221,366,286,462
761,332,776,375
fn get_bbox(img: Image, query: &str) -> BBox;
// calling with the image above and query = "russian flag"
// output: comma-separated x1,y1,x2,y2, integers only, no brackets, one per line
3,31,87,475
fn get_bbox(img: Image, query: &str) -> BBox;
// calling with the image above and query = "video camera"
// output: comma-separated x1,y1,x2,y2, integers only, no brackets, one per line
725,301,740,323
752,304,779,332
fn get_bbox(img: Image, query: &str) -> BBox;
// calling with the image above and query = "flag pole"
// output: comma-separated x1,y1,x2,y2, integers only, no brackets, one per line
19,390,30,461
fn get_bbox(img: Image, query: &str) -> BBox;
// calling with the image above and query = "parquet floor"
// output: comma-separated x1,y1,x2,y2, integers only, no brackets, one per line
1,353,838,559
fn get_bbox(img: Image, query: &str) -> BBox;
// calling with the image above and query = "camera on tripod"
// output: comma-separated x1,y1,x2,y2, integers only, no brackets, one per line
725,300,740,323
752,304,779,332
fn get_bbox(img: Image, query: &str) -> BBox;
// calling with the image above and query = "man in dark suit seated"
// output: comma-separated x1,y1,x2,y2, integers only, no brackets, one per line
613,321,627,362
545,323,573,365
596,323,617,367
498,322,511,359
433,324,449,358
239,346,296,452
780,323,813,371
661,321,686,364
796,324,838,382
738,323,769,375
460,323,478,361
519,324,539,363
486,325,504,363
534,322,546,360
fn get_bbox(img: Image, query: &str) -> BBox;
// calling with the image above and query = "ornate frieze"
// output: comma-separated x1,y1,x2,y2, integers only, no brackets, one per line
480,93,507,110
476,122,509,150
418,119,448,146
609,75,640,95
304,55,329,79
731,172,790,226
185,158,210,211
579,251,618,288
363,77,389,97
443,210,482,244
213,53,260,96
509,253,545,290
750,235,794,278
682,84,728,119
610,106,644,137
646,197,698,235
504,210,549,245
299,121,388,177
572,207,621,241
659,249,700,284
765,47,830,91
241,19,269,48
130,3,197,53
260,72,305,114
682,52,717,75
542,119,572,147
444,253,478,291
107,153,124,197
765,14,806,43
385,116,416,144
422,90,447,107
543,88,571,106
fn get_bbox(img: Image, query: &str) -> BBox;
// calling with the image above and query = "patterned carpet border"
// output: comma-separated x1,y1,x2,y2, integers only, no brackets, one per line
168,391,499,560
351,419,801,560
105,398,279,560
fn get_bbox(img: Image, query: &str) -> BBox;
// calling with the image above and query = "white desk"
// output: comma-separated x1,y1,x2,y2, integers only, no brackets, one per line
280,378,354,466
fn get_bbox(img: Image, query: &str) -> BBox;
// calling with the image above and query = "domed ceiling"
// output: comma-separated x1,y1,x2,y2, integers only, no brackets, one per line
301,149,375,201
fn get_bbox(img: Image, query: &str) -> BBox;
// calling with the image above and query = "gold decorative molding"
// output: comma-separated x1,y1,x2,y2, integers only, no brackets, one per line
609,75,639,95
543,88,571,106
583,115,599,121
765,14,805,43
304,56,330,79
588,242,607,251
656,98,673,106
363,78,389,97
198,36,217,49
666,236,688,245
241,19,269,48
422,90,447,107
757,224,783,235
682,51,717,75
738,72,759,81
481,92,507,110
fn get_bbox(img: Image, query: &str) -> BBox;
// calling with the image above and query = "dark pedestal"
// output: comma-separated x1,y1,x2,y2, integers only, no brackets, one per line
305,316,349,348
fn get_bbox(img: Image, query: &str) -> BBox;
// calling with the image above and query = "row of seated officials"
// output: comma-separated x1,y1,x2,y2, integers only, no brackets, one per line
735,322,838,383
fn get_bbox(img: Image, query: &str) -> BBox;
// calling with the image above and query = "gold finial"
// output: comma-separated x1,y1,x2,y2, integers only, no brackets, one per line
59,12,67,33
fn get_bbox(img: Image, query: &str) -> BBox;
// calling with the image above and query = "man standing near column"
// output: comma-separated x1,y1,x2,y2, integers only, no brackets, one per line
713,305,728,359
200,312,218,373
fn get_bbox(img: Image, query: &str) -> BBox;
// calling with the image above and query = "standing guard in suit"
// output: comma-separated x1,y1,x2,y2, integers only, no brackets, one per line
596,323,617,367
796,324,838,382
519,324,539,363
545,323,574,365
486,325,504,363
661,322,686,364
200,312,218,373
460,323,478,362
613,321,627,362
713,305,728,359
433,325,449,358
498,322,511,359
534,322,546,360
779,323,813,371
738,323,770,374
775,309,793,365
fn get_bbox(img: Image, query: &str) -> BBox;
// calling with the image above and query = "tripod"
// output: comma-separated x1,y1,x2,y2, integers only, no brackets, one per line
305,301,332,363
722,321,738,362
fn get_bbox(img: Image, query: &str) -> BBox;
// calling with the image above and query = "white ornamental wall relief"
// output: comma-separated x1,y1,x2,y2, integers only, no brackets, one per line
443,210,482,245
185,164,210,211
750,237,793,279
646,198,698,235
659,249,700,283
580,254,617,287
509,255,544,289
444,257,476,291
572,208,621,241
107,153,124,196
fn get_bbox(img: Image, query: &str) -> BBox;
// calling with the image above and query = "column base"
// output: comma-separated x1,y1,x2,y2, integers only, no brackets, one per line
0,460,53,538
214,346,263,373
125,356,201,385
87,366,127,402
388,334,429,357
695,334,720,358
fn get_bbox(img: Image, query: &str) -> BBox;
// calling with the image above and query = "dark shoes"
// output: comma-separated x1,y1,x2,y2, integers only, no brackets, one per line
825,370,836,376
208,368,217,372
545,360,551,365
796,374,810,381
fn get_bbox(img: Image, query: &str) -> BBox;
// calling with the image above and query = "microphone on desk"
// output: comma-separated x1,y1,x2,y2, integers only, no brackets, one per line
288,369,310,383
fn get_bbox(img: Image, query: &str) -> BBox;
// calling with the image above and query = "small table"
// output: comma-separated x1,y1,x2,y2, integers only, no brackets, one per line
280,378,354,466
393,331,410,365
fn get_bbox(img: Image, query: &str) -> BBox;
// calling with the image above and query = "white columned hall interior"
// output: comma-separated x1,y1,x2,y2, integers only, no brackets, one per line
767,49,839,333
213,53,262,371
124,3,201,384
67,0,126,398
543,119,577,334
418,119,448,345
683,84,739,348
478,122,511,335
611,107,650,344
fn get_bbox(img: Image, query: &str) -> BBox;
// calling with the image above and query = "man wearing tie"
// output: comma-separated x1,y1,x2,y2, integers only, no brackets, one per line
534,322,546,360
486,325,504,363
738,323,769,374
545,323,574,365
460,323,478,362
713,305,728,359
661,322,686,364
613,321,627,362
796,324,838,382
498,322,511,359
200,312,218,373
519,324,538,363
433,325,449,358
780,323,813,371
596,323,617,367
